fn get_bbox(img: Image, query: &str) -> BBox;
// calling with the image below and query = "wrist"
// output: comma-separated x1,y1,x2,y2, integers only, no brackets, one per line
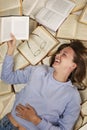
32,116,41,125
7,49,14,56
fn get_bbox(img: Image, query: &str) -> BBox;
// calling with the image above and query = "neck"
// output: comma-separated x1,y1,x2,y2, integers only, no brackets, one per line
53,70,70,82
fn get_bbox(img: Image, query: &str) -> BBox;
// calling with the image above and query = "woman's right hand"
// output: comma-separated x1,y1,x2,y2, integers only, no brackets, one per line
7,33,16,56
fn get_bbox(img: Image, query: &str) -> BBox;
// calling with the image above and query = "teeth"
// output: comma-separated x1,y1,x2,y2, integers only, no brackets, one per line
55,59,60,63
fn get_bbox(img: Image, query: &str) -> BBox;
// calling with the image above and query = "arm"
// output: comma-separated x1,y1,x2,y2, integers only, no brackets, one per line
1,34,33,84
16,97,81,130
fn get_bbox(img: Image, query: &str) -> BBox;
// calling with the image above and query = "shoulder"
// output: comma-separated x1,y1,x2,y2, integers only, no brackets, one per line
70,84,81,105
33,65,53,74
65,81,81,104
25,65,53,75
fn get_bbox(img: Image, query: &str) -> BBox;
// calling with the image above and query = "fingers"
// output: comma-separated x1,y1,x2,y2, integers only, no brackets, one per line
25,103,33,109
10,33,16,41
16,103,35,114
16,104,26,113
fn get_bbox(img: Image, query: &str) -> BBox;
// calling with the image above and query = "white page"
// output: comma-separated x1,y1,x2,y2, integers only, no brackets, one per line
79,123,87,130
1,17,12,42
0,0,21,11
46,0,75,16
36,8,65,31
0,16,29,42
23,0,39,15
57,15,77,39
12,16,29,40
36,0,75,31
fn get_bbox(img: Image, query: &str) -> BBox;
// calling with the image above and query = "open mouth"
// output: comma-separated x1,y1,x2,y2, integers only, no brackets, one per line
55,58,60,63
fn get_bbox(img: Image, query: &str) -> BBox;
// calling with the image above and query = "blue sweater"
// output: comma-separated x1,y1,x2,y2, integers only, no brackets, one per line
1,55,81,130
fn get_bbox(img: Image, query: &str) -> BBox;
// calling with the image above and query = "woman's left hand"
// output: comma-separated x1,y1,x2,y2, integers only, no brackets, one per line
16,104,41,125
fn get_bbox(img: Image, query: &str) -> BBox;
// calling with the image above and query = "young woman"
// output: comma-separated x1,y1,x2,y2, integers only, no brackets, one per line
0,35,87,130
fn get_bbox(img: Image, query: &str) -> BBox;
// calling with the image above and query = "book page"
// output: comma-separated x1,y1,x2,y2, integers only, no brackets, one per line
36,8,66,31
29,19,38,34
57,15,77,39
0,92,15,119
75,21,87,40
18,26,58,65
79,123,87,130
79,4,87,24
1,17,12,42
14,51,30,70
0,0,19,10
71,0,87,12
0,19,1,42
0,7,22,16
0,80,12,95
35,0,75,31
29,0,48,19
0,0,22,16
13,84,26,93
23,0,39,15
11,16,29,40
46,0,75,16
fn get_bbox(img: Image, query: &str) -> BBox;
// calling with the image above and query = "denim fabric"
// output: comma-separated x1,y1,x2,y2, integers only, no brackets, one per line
0,116,18,130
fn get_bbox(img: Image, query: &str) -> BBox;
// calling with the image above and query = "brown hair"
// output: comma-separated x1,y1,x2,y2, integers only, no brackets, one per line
50,40,87,88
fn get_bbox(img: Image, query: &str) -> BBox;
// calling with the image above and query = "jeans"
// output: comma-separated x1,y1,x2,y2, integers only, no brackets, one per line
0,115,18,130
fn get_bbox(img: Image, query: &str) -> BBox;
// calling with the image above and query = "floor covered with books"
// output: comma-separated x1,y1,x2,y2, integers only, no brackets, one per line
0,0,87,130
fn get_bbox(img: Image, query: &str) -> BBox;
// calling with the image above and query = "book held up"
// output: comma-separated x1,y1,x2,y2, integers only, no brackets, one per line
0,16,29,42
35,0,75,31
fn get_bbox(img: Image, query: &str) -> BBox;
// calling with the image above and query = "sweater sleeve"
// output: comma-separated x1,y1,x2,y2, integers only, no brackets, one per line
36,91,81,130
1,55,34,84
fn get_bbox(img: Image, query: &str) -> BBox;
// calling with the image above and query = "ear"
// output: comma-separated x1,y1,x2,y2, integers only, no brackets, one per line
72,63,77,70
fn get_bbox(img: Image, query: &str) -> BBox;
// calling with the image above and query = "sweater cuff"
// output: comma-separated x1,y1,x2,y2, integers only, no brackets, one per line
36,119,48,130
4,54,13,62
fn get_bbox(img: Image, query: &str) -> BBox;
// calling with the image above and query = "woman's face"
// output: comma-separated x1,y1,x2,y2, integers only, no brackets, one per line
52,47,77,72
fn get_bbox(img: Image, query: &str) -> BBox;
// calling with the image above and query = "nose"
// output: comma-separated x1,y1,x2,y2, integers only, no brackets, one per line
55,53,61,59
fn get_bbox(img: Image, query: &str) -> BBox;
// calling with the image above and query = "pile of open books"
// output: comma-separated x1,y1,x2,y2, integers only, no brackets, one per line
0,0,87,129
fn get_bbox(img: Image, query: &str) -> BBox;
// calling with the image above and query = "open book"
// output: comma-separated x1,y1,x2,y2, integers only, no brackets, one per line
0,0,22,16
57,14,87,41
35,0,75,31
0,16,29,42
79,4,87,24
22,0,48,19
18,26,59,65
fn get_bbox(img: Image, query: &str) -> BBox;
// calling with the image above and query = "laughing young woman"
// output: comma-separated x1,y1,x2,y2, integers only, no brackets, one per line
0,35,87,130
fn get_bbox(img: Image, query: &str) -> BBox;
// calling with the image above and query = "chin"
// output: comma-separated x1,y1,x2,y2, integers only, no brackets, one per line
52,63,57,68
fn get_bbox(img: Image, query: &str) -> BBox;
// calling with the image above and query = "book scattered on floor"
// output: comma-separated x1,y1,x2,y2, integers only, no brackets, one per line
79,4,87,24
35,0,75,31
0,0,22,16
0,16,29,42
22,0,48,19
0,92,15,119
13,84,26,93
0,80,12,95
23,0,39,15
57,14,87,41
29,18,38,34
71,0,87,13
79,123,87,130
18,26,59,65
14,51,30,70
